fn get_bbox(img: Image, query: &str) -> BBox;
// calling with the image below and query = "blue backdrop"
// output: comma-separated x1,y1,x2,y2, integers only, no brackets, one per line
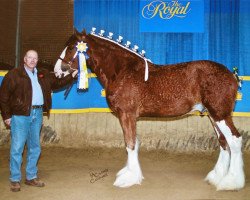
74,0,250,75
139,0,205,32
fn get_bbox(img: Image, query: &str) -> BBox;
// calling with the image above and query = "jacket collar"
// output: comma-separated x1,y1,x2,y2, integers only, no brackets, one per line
18,65,39,78
17,65,29,78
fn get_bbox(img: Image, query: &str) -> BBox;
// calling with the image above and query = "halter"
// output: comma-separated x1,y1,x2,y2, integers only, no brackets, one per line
59,42,89,90
58,50,78,72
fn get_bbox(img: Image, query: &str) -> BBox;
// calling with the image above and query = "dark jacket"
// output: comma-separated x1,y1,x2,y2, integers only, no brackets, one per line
0,65,74,120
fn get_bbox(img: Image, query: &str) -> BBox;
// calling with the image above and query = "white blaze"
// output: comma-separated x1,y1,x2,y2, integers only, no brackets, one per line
54,47,70,78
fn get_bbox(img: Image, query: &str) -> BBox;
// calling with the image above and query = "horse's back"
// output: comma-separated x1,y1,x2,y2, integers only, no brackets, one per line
137,60,238,118
151,60,237,94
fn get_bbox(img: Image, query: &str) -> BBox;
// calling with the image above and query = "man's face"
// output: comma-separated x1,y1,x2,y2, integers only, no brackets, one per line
24,50,38,70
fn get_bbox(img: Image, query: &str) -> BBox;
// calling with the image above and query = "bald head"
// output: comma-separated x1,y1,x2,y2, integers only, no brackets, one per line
24,50,39,71
25,50,38,57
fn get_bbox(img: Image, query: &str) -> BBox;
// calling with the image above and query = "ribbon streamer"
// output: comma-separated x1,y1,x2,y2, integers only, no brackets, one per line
75,41,89,90
77,52,88,90
144,58,149,81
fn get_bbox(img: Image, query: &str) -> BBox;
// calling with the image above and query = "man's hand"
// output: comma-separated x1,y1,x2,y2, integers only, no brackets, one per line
72,70,78,78
4,118,11,126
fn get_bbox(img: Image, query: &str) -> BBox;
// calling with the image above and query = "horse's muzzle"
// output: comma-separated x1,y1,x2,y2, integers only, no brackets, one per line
61,63,71,72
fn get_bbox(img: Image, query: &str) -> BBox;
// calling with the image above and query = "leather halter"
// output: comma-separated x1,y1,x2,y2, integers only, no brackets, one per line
58,47,79,71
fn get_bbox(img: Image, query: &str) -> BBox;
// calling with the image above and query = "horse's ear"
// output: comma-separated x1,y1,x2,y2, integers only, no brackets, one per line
73,28,83,41
81,29,87,36
73,28,81,36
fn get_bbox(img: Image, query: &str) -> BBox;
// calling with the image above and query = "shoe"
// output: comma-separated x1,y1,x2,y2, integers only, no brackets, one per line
25,178,45,187
10,181,21,192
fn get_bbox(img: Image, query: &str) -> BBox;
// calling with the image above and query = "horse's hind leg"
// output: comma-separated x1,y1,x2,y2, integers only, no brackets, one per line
205,116,230,187
113,112,144,188
206,115,244,190
215,117,245,190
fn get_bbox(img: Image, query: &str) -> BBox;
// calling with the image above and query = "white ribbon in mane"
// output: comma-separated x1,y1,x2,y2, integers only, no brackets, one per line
144,58,149,81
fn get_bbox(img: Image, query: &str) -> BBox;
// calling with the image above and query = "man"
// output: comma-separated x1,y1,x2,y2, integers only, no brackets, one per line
0,50,77,192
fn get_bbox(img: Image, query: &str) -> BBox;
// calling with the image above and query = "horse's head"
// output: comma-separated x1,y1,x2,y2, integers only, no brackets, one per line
54,29,90,78
55,28,151,84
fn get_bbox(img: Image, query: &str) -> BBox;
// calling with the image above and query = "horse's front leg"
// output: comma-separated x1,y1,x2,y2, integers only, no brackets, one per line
113,112,144,188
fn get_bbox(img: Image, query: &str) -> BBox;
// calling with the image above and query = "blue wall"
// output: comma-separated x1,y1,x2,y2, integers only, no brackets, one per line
74,0,250,75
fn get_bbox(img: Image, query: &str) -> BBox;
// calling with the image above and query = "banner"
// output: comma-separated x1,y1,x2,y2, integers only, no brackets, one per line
139,0,204,32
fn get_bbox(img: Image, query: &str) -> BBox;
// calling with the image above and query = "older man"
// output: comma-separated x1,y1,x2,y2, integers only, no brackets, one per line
0,50,77,192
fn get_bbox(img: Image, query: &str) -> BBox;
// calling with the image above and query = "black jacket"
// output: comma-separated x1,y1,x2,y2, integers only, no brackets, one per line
0,65,74,120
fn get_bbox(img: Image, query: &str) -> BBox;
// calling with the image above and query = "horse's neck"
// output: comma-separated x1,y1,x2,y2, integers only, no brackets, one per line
88,40,133,89
88,49,110,89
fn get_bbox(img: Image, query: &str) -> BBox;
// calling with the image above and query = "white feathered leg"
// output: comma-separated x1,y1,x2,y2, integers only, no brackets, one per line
113,139,144,188
216,120,245,190
205,146,230,186
205,124,230,186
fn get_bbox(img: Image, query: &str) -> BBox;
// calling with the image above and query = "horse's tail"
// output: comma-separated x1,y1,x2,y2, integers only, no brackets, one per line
233,67,242,88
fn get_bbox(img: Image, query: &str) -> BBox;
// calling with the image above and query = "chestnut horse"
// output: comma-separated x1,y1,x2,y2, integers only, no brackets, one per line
54,29,244,190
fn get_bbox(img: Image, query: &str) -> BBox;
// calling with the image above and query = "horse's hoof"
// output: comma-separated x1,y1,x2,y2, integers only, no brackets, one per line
216,173,245,191
113,167,144,188
116,166,128,177
205,169,224,187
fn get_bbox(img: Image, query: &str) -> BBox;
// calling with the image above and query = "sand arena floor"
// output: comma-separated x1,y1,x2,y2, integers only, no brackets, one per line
0,146,249,200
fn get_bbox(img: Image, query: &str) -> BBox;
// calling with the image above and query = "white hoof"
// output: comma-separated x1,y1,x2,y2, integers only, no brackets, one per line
114,139,144,188
205,147,230,187
113,166,144,188
216,173,245,191
116,166,128,177
205,169,223,187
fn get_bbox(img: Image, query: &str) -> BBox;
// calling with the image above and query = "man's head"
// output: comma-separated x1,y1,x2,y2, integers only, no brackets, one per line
24,50,38,71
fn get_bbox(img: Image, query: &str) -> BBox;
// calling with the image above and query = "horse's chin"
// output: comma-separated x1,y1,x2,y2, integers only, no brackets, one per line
54,57,71,78
54,69,70,78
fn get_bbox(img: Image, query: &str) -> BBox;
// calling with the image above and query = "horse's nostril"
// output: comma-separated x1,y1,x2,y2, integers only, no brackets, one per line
61,64,69,72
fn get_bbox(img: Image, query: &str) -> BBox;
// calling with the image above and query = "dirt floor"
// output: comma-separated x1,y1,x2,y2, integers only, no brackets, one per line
0,146,249,200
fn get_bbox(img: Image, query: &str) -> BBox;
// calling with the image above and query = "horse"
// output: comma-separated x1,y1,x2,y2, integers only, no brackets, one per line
0,62,14,70
54,29,245,190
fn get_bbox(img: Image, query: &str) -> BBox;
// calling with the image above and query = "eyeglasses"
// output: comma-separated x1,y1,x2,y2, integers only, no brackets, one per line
26,56,38,61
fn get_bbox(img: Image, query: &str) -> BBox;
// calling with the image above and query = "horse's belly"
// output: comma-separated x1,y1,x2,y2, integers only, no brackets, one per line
139,98,195,117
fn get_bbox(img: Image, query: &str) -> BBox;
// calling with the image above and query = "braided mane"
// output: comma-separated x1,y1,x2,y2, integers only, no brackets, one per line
89,33,152,63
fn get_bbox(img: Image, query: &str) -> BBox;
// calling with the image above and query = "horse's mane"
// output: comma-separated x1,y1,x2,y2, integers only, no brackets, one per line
88,34,151,64
65,30,152,67
0,62,14,70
